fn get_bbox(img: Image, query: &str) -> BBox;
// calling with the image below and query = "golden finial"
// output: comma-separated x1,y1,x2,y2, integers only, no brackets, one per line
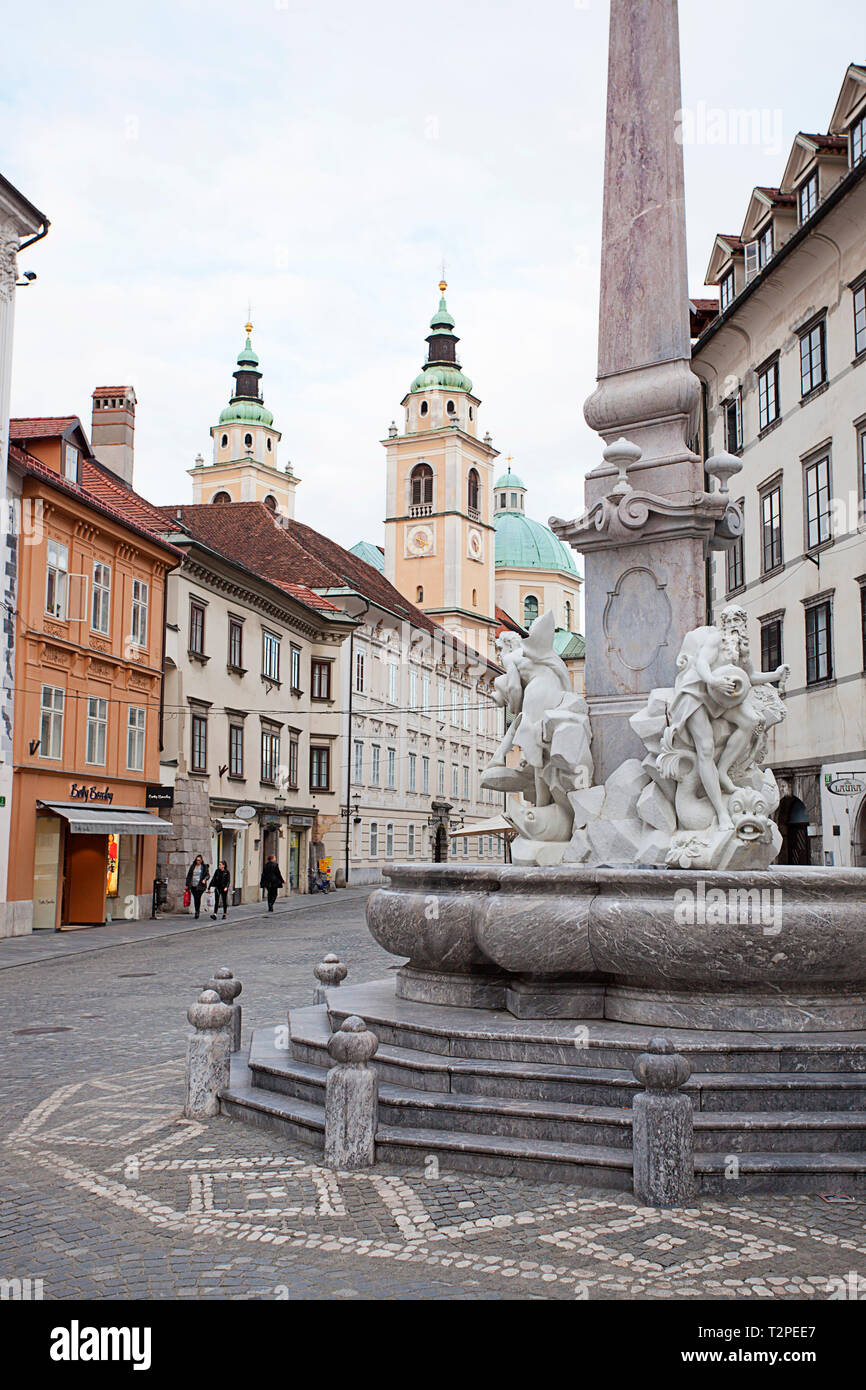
245,321,253,336
439,258,447,295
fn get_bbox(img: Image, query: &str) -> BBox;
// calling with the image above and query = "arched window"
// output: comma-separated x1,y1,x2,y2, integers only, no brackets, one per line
266,437,272,451
468,407,473,421
565,600,572,631
524,595,539,628
410,462,433,507
263,494,278,511
472,588,477,606
417,586,424,602
211,491,231,505
244,433,253,449
446,399,456,416
220,434,228,448
467,468,480,512
420,400,429,416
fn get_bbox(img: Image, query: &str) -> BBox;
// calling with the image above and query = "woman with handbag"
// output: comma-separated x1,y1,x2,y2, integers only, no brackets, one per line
210,860,231,920
185,855,210,919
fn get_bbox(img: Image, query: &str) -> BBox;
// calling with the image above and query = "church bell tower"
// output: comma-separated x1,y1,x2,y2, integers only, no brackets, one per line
383,282,498,654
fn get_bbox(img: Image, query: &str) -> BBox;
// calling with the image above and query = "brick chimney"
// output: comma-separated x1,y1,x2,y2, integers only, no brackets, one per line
91,386,136,486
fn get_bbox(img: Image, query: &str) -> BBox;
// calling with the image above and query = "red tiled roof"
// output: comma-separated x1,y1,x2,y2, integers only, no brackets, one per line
8,444,180,559
755,186,796,206
80,457,173,537
718,234,745,250
10,416,79,439
277,582,342,612
495,605,526,637
800,133,848,150
164,502,499,670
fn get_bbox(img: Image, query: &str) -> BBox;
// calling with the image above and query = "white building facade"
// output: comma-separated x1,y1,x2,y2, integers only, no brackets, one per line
694,64,866,865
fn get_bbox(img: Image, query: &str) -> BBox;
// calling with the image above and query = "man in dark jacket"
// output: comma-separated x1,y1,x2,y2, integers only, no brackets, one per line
185,856,210,919
260,855,284,912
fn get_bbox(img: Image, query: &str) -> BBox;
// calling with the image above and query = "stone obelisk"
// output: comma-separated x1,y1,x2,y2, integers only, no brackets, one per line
552,0,738,784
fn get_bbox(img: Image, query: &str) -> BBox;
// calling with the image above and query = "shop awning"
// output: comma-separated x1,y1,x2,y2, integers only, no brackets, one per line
216,818,250,830
38,803,173,836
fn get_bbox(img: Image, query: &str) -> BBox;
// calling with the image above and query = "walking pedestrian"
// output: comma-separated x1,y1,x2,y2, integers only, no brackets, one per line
185,855,210,919
210,859,231,920
260,854,284,912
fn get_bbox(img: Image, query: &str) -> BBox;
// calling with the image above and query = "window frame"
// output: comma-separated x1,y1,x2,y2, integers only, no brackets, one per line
757,358,780,431
86,696,108,767
799,317,827,397
130,579,149,648
260,727,280,785
228,617,244,671
854,279,866,359
725,499,746,594
91,561,112,635
310,744,331,792
798,171,819,224
190,713,208,773
229,723,244,779
805,598,833,685
804,453,832,552
760,481,783,573
311,658,332,701
719,269,735,311
126,704,146,772
45,538,69,620
39,684,64,760
760,618,783,674
262,629,281,683
189,598,207,656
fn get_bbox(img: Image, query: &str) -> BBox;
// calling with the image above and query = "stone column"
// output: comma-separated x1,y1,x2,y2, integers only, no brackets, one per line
184,989,233,1118
206,967,243,1051
324,1016,378,1170
313,953,348,1005
632,1036,694,1208
551,0,739,783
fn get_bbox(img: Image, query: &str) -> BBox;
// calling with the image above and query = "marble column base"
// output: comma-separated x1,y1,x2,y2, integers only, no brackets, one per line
505,978,606,1020
396,965,508,1010
606,984,866,1033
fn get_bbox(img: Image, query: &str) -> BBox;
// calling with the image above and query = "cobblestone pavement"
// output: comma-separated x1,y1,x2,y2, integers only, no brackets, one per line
2,888,866,1301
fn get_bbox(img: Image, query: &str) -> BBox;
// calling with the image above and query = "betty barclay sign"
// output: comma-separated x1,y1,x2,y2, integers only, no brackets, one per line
69,783,114,804
826,775,865,797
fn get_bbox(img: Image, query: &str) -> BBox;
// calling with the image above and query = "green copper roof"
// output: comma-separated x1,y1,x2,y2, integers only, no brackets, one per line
237,334,259,367
494,510,579,575
553,628,586,660
410,364,474,393
219,399,275,426
494,468,527,490
349,540,385,573
429,294,455,333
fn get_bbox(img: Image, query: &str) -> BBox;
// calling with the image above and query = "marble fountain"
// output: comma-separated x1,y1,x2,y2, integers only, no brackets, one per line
222,0,866,1194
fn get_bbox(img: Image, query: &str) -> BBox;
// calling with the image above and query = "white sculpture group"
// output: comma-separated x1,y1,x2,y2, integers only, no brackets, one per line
483,603,789,871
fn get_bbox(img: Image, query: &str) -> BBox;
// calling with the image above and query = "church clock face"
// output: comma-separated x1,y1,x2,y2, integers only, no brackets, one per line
467,527,483,561
406,524,434,557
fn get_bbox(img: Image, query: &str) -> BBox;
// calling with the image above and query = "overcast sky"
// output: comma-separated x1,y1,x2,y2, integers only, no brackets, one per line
4,1,865,552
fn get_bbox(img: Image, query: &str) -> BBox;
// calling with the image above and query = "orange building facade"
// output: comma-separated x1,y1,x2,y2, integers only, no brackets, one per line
7,418,179,931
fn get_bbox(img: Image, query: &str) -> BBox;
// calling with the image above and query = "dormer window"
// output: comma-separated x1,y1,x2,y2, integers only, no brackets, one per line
719,269,734,311
63,444,79,483
798,172,819,224
757,222,774,269
852,112,866,167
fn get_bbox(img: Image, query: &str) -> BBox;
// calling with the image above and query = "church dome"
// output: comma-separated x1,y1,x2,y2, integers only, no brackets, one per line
494,466,578,575
410,364,474,393
408,280,473,394
495,511,579,574
219,399,275,426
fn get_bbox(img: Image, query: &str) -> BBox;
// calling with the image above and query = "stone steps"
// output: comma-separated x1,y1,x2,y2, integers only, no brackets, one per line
224,1054,866,1193
245,1034,866,1154
220,981,866,1195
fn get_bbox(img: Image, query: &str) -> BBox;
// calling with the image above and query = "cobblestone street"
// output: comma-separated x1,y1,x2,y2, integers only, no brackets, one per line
2,887,866,1302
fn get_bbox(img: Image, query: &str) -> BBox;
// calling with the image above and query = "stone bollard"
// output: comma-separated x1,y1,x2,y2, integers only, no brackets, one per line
184,989,233,1119
313,953,348,1005
206,967,243,1052
324,1015,378,1170
632,1036,694,1209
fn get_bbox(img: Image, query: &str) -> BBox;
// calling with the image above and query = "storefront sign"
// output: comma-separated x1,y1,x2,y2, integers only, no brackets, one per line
826,777,865,797
145,785,174,809
69,783,114,804
235,805,257,821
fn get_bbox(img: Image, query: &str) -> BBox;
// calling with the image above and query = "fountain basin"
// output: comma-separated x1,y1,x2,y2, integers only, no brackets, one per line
367,864,866,1031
